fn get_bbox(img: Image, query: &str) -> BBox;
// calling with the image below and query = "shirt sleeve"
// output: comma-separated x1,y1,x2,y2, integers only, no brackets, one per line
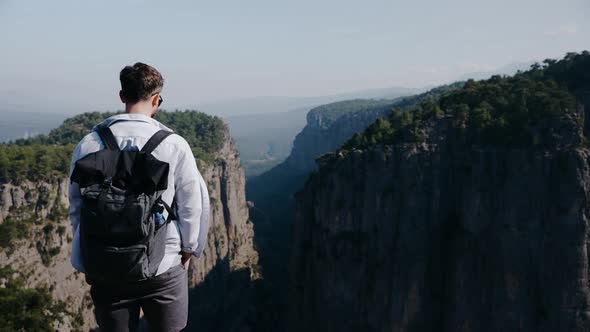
194,174,210,257
174,142,210,258
68,142,83,235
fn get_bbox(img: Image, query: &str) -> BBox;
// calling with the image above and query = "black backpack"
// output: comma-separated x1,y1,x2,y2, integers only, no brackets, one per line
70,123,177,282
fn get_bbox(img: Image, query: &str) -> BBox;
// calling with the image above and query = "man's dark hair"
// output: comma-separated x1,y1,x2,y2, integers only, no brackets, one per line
119,62,164,104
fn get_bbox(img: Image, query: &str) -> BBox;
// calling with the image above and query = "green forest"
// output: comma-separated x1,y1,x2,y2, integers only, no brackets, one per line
339,51,590,155
308,99,403,129
0,110,225,183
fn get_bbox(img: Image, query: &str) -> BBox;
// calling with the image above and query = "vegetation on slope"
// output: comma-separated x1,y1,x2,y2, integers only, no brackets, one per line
307,99,402,129
0,144,75,183
335,52,589,159
156,110,226,163
1,110,225,183
309,83,464,128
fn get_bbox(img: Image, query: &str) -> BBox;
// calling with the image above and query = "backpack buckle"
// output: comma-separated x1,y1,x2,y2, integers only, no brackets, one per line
102,177,113,187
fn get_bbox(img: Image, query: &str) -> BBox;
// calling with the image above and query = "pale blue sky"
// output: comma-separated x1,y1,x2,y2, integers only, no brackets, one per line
0,0,588,113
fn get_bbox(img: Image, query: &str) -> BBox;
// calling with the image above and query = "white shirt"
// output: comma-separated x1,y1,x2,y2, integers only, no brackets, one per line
68,113,210,276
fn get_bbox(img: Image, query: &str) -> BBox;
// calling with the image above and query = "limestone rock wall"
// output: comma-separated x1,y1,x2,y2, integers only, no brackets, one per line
289,120,590,331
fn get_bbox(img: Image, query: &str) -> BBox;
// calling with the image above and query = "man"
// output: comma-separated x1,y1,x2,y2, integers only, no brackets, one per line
68,62,210,331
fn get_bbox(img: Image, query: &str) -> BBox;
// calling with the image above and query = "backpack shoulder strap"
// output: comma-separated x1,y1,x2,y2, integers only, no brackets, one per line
156,196,178,223
96,125,120,151
141,130,174,154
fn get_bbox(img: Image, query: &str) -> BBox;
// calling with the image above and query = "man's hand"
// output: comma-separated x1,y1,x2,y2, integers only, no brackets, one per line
181,251,192,270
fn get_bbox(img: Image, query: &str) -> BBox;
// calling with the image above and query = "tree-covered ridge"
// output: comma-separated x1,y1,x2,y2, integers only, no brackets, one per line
307,99,401,129
1,110,225,183
332,51,588,160
388,81,464,110
12,111,122,146
0,144,75,183
12,110,226,158
155,111,226,163
524,51,590,94
306,82,464,131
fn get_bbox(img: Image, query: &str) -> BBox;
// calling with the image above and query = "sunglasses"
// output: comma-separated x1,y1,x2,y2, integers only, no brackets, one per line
152,92,163,107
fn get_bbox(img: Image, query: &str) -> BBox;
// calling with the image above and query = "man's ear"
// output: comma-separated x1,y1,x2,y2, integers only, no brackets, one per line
119,90,126,103
151,93,159,107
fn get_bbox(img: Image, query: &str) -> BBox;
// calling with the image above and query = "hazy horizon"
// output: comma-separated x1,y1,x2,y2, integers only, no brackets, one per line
1,0,588,114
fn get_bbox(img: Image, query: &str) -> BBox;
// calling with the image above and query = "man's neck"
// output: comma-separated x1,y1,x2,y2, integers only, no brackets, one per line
125,102,154,118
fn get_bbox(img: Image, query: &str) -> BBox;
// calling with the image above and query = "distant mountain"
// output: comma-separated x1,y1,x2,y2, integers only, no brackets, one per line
216,87,423,177
223,107,308,177
197,86,423,117
0,86,421,178
0,111,67,142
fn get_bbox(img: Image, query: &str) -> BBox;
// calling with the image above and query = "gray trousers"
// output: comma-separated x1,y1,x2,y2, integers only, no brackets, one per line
88,264,188,332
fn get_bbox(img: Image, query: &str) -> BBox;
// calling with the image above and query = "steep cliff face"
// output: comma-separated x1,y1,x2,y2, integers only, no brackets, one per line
247,99,404,289
285,99,400,173
0,178,90,331
0,127,260,331
284,85,463,174
291,142,590,331
247,88,463,313
188,133,259,285
289,53,590,332
185,131,264,331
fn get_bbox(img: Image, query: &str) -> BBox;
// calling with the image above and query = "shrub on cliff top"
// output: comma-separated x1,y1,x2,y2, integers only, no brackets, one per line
0,265,69,331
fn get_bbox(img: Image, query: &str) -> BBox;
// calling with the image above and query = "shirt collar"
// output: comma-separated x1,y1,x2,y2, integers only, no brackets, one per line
92,113,174,132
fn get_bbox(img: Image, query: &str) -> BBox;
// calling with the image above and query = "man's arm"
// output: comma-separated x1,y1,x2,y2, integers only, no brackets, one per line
68,141,89,273
68,143,82,234
174,142,210,264
194,174,210,257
